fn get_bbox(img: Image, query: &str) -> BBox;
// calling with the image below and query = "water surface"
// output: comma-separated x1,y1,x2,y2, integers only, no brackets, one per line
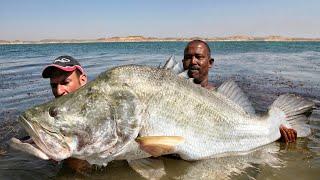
0,42,319,179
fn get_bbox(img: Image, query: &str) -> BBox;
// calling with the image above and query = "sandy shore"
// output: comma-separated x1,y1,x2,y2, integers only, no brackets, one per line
1,35,320,45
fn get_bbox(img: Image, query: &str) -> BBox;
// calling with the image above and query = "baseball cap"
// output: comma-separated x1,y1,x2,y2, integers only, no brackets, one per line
42,55,85,78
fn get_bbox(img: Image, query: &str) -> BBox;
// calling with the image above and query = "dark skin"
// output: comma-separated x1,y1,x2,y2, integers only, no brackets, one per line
182,40,297,143
279,125,297,143
182,40,215,90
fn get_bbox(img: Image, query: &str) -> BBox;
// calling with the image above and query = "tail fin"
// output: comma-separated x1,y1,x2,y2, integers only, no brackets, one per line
268,94,315,137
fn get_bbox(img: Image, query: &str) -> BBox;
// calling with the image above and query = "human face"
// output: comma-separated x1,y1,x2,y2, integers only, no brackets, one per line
182,42,212,84
50,70,86,98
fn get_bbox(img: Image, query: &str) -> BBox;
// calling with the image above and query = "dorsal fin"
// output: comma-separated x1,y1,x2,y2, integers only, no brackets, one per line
172,61,184,74
162,55,175,69
217,80,255,114
162,55,184,74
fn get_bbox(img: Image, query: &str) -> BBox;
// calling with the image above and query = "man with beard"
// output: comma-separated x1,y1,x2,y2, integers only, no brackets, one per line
182,40,297,143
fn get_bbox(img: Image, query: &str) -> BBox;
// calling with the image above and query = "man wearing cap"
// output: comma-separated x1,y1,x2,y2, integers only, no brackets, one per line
42,55,87,98
42,55,90,172
20,55,90,173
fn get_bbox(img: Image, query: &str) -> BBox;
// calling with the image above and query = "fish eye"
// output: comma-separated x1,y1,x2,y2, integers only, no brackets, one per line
49,106,58,117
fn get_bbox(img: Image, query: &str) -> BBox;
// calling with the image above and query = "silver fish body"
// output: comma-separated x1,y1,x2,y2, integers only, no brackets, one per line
11,65,314,165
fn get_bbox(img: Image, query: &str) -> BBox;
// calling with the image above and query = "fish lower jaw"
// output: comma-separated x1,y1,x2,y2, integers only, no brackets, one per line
30,135,72,161
9,137,50,160
29,128,73,160
31,139,56,159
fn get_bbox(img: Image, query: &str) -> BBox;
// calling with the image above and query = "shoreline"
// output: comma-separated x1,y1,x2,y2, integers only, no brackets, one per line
1,35,320,45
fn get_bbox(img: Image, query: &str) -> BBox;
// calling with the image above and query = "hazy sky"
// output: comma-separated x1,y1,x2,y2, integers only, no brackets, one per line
1,0,319,40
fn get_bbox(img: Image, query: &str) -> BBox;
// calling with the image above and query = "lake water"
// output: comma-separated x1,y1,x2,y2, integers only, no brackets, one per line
0,42,319,179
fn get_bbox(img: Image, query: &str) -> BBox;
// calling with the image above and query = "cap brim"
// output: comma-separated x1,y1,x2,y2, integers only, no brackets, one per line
42,64,84,78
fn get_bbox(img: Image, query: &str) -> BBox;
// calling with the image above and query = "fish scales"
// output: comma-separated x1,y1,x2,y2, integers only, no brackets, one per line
107,66,280,159
10,65,314,165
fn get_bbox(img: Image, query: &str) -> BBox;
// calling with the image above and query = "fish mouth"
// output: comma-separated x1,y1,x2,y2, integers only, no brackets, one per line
19,115,72,161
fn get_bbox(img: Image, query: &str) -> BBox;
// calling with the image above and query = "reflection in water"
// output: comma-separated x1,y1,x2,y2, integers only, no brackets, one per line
0,140,317,180
55,144,280,180
165,143,282,180
0,148,61,180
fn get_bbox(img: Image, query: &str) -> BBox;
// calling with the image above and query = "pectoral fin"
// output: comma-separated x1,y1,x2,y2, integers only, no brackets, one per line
128,158,166,180
135,136,184,157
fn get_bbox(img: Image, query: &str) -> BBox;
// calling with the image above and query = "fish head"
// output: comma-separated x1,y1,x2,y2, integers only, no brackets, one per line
18,96,85,161
18,80,143,162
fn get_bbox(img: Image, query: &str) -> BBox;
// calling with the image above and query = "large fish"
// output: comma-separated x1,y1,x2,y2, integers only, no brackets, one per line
10,59,314,173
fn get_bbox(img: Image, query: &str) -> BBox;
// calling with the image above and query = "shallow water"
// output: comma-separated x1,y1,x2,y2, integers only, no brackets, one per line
0,42,319,179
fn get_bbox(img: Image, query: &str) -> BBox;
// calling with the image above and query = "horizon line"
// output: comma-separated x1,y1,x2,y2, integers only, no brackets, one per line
1,34,320,42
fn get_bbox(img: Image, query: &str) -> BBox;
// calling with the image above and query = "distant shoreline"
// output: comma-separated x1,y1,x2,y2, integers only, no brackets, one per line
1,35,320,45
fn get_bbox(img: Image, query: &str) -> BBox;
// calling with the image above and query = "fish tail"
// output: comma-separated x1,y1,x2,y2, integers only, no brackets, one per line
268,94,315,137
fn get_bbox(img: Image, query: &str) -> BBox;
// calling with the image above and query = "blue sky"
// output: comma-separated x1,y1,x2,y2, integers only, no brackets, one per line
0,0,319,40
